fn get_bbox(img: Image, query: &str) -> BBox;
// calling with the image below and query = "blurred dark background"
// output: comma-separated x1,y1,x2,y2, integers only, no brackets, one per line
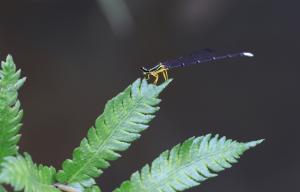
0,0,299,191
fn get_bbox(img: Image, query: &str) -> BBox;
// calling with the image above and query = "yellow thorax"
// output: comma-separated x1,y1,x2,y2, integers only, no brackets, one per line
142,64,169,84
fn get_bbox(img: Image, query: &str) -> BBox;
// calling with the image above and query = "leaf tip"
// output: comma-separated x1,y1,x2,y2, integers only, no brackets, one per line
154,78,173,94
6,54,13,62
246,139,264,148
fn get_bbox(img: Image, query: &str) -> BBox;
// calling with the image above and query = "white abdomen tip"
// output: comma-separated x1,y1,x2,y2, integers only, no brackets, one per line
242,52,254,57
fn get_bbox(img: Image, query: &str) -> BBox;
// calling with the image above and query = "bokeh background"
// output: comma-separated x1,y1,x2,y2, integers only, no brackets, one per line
0,0,299,191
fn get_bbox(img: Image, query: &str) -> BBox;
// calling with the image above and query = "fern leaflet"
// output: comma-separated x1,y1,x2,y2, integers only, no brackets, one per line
0,153,59,192
0,55,26,164
85,186,102,192
0,185,6,192
114,134,263,192
56,79,172,186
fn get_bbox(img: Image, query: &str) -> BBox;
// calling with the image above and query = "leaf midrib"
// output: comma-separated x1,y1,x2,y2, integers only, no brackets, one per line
0,100,19,161
67,92,146,183
141,145,240,191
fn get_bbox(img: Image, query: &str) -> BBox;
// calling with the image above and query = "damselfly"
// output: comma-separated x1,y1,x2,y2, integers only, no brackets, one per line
141,49,254,84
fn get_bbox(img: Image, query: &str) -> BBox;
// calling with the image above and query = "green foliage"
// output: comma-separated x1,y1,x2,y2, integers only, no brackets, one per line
0,153,59,192
114,134,263,192
0,55,26,164
56,79,172,186
0,55,263,192
0,185,7,192
85,186,102,192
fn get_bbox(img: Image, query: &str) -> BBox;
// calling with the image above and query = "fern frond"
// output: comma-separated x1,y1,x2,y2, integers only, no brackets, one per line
0,153,59,192
114,134,264,192
0,55,26,163
85,186,102,192
57,79,172,186
0,185,6,192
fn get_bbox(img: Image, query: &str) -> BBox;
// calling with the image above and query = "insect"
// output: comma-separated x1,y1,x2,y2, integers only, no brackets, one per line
141,49,254,84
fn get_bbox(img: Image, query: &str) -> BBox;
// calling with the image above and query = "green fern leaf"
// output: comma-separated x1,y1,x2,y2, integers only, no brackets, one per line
0,185,7,192
57,79,172,185
0,153,59,192
0,55,26,164
85,186,102,192
114,134,264,192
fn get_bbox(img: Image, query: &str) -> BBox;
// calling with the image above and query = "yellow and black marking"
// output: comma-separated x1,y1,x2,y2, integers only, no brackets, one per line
141,63,169,84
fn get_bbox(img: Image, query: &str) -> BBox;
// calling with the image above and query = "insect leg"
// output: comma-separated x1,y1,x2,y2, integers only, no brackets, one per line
145,73,150,80
162,70,167,81
153,73,159,84
163,70,168,80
